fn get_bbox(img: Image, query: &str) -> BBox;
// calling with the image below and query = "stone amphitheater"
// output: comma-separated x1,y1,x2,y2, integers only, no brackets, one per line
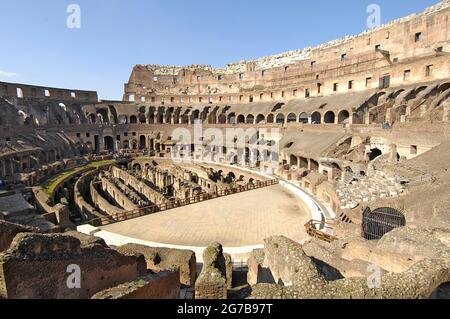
1,0,450,300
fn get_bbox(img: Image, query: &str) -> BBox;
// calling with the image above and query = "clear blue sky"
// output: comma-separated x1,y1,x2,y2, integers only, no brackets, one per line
0,0,439,100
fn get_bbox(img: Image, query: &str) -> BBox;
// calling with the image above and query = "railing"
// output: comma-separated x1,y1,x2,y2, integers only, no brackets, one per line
85,178,279,227
304,220,338,243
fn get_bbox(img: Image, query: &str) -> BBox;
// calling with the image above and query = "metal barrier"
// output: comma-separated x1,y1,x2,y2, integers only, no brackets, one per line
86,178,279,227
304,220,338,243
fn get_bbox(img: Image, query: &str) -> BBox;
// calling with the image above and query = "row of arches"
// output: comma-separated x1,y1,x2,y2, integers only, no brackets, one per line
233,110,351,125
104,108,354,126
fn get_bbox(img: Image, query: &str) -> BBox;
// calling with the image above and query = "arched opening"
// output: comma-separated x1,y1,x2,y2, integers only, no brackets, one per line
299,112,309,124
369,148,382,161
362,207,406,240
246,114,255,124
276,114,285,124
227,113,236,124
287,113,297,123
89,114,96,124
311,112,321,124
129,115,137,124
237,115,245,124
133,163,142,172
338,110,350,124
191,110,200,123
123,140,130,149
438,82,450,94
267,114,274,123
218,114,226,124
290,155,298,167
139,135,146,150
324,111,336,124
97,109,109,124
118,115,128,124
256,114,265,124
139,114,146,124
310,159,319,171
104,136,114,153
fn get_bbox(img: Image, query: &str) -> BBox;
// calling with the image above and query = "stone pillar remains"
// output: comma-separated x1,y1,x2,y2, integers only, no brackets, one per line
443,101,450,122
195,243,230,299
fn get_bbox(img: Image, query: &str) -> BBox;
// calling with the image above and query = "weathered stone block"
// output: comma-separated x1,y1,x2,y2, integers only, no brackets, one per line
195,243,228,299
92,270,180,299
0,220,37,252
0,233,147,299
116,244,196,287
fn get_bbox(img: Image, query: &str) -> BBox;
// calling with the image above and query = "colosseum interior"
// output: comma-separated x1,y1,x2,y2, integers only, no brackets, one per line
1,0,450,301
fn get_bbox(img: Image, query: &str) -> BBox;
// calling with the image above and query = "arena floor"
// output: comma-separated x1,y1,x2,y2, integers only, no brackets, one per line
101,184,311,247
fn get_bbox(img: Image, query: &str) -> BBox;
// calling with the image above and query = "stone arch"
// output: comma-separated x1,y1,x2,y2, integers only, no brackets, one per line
191,109,200,123
287,113,297,123
276,113,285,124
267,114,274,123
311,112,321,124
324,111,336,124
129,115,137,124
338,110,350,124
299,112,309,124
218,114,226,124
290,155,298,167
227,112,236,124
369,148,382,161
237,114,245,124
256,114,265,124
118,115,128,124
438,82,450,93
246,114,255,124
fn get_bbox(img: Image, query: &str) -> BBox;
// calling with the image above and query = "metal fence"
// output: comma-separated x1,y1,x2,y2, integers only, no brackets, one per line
85,178,279,226
304,220,338,243
362,207,406,240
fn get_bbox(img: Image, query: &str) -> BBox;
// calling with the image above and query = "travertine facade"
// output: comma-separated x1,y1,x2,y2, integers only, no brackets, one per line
0,0,450,300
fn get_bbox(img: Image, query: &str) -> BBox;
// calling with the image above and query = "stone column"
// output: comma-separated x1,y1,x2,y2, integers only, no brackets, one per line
443,102,450,122
365,111,371,125
420,105,427,117
385,108,392,123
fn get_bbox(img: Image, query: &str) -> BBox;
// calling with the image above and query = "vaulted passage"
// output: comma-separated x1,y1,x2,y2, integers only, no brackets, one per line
104,136,114,152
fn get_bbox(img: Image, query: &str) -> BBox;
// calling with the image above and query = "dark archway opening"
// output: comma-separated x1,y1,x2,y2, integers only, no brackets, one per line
324,111,336,124
311,112,321,124
362,207,406,240
104,136,114,153
369,148,382,161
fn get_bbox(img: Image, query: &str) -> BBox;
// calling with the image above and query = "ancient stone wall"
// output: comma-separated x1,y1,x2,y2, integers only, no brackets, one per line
195,243,229,299
0,221,37,252
249,234,450,299
90,180,126,217
91,270,180,299
116,244,197,287
0,233,147,299
124,2,450,104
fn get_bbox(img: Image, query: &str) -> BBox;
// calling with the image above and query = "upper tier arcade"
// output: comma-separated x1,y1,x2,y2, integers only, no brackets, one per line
124,0,450,105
